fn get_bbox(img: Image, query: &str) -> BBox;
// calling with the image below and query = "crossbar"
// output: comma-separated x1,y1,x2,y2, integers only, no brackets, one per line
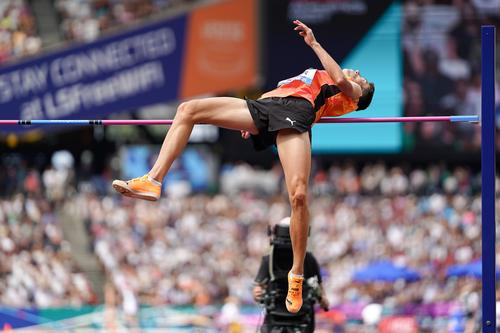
0,115,480,126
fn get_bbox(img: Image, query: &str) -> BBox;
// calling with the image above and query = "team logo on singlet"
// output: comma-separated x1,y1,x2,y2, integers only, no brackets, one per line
277,68,317,87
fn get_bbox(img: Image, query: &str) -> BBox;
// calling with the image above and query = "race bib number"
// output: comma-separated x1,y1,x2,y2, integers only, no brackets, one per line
277,68,317,87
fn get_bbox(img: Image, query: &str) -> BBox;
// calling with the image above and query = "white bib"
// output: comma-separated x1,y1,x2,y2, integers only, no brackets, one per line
277,68,317,87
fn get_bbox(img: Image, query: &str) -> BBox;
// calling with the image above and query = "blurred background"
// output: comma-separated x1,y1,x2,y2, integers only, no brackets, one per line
0,0,499,332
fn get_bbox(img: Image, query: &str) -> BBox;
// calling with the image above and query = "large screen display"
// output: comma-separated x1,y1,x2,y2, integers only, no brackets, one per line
264,0,402,153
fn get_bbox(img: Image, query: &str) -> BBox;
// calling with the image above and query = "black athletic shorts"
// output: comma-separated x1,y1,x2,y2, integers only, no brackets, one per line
245,96,315,151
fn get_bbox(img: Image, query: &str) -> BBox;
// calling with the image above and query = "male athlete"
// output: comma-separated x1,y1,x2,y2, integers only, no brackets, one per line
112,20,375,313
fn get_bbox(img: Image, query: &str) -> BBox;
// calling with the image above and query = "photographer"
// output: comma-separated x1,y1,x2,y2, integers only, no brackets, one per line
253,217,329,333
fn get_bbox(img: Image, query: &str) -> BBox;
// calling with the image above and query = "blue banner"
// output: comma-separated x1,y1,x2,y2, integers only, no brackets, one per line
0,16,186,125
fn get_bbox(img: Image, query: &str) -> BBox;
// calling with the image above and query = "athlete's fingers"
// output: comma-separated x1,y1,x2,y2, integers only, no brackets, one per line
293,19,310,31
293,19,305,26
293,19,313,41
296,26,312,37
293,21,306,30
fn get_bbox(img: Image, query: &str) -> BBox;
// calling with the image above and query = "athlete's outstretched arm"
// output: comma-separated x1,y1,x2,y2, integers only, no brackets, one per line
293,19,362,100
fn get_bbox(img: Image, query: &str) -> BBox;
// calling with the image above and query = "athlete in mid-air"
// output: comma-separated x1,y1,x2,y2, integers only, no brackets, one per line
112,20,375,313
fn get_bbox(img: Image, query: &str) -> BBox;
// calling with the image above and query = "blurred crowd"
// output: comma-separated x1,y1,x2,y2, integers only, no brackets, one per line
0,0,42,64
0,149,495,331
307,164,484,332
403,0,500,151
47,152,497,329
0,194,95,307
55,0,202,42
65,160,494,332
0,152,96,307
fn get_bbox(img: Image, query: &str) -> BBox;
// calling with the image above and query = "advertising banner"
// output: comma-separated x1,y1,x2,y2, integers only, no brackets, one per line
0,0,257,132
0,17,186,123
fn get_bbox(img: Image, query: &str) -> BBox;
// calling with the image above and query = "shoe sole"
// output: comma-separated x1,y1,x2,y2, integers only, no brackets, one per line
112,180,159,202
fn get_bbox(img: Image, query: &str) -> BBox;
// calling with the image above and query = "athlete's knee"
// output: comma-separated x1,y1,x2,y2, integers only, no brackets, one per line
176,100,199,123
290,178,308,210
291,191,307,210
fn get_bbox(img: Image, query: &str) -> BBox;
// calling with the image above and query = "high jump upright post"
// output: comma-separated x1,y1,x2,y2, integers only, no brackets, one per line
481,25,496,333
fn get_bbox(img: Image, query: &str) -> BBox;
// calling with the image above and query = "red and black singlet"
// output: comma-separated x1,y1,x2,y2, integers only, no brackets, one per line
261,69,358,123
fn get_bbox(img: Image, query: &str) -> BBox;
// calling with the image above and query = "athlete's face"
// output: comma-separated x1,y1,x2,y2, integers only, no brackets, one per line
343,68,369,90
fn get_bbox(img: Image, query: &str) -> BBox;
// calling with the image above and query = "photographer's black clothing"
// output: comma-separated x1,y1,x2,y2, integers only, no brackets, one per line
255,252,322,333
255,253,322,284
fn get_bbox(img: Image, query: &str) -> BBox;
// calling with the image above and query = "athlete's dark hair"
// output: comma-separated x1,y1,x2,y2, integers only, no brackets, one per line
356,82,375,111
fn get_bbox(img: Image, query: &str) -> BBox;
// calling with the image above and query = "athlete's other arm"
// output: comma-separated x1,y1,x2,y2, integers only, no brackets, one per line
293,20,362,101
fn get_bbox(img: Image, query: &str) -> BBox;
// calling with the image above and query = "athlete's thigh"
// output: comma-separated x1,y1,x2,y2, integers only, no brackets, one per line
276,129,311,191
189,97,258,134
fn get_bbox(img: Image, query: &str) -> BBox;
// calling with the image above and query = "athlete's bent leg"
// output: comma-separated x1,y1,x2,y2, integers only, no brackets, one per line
149,97,258,181
112,97,258,200
276,129,311,313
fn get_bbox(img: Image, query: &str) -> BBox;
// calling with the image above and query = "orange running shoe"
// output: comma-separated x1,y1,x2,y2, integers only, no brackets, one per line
286,272,304,313
112,175,161,201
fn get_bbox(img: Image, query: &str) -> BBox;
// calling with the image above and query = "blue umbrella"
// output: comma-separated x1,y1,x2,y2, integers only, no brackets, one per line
446,260,500,279
353,260,421,282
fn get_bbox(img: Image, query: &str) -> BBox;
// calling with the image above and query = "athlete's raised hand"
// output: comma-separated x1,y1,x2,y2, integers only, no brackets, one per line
293,20,317,47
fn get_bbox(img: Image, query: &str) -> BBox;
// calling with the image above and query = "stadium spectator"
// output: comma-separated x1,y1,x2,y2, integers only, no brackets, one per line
403,0,500,151
56,0,202,42
0,0,41,64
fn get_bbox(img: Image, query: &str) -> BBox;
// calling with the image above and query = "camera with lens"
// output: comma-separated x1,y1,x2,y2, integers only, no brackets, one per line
257,218,319,333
